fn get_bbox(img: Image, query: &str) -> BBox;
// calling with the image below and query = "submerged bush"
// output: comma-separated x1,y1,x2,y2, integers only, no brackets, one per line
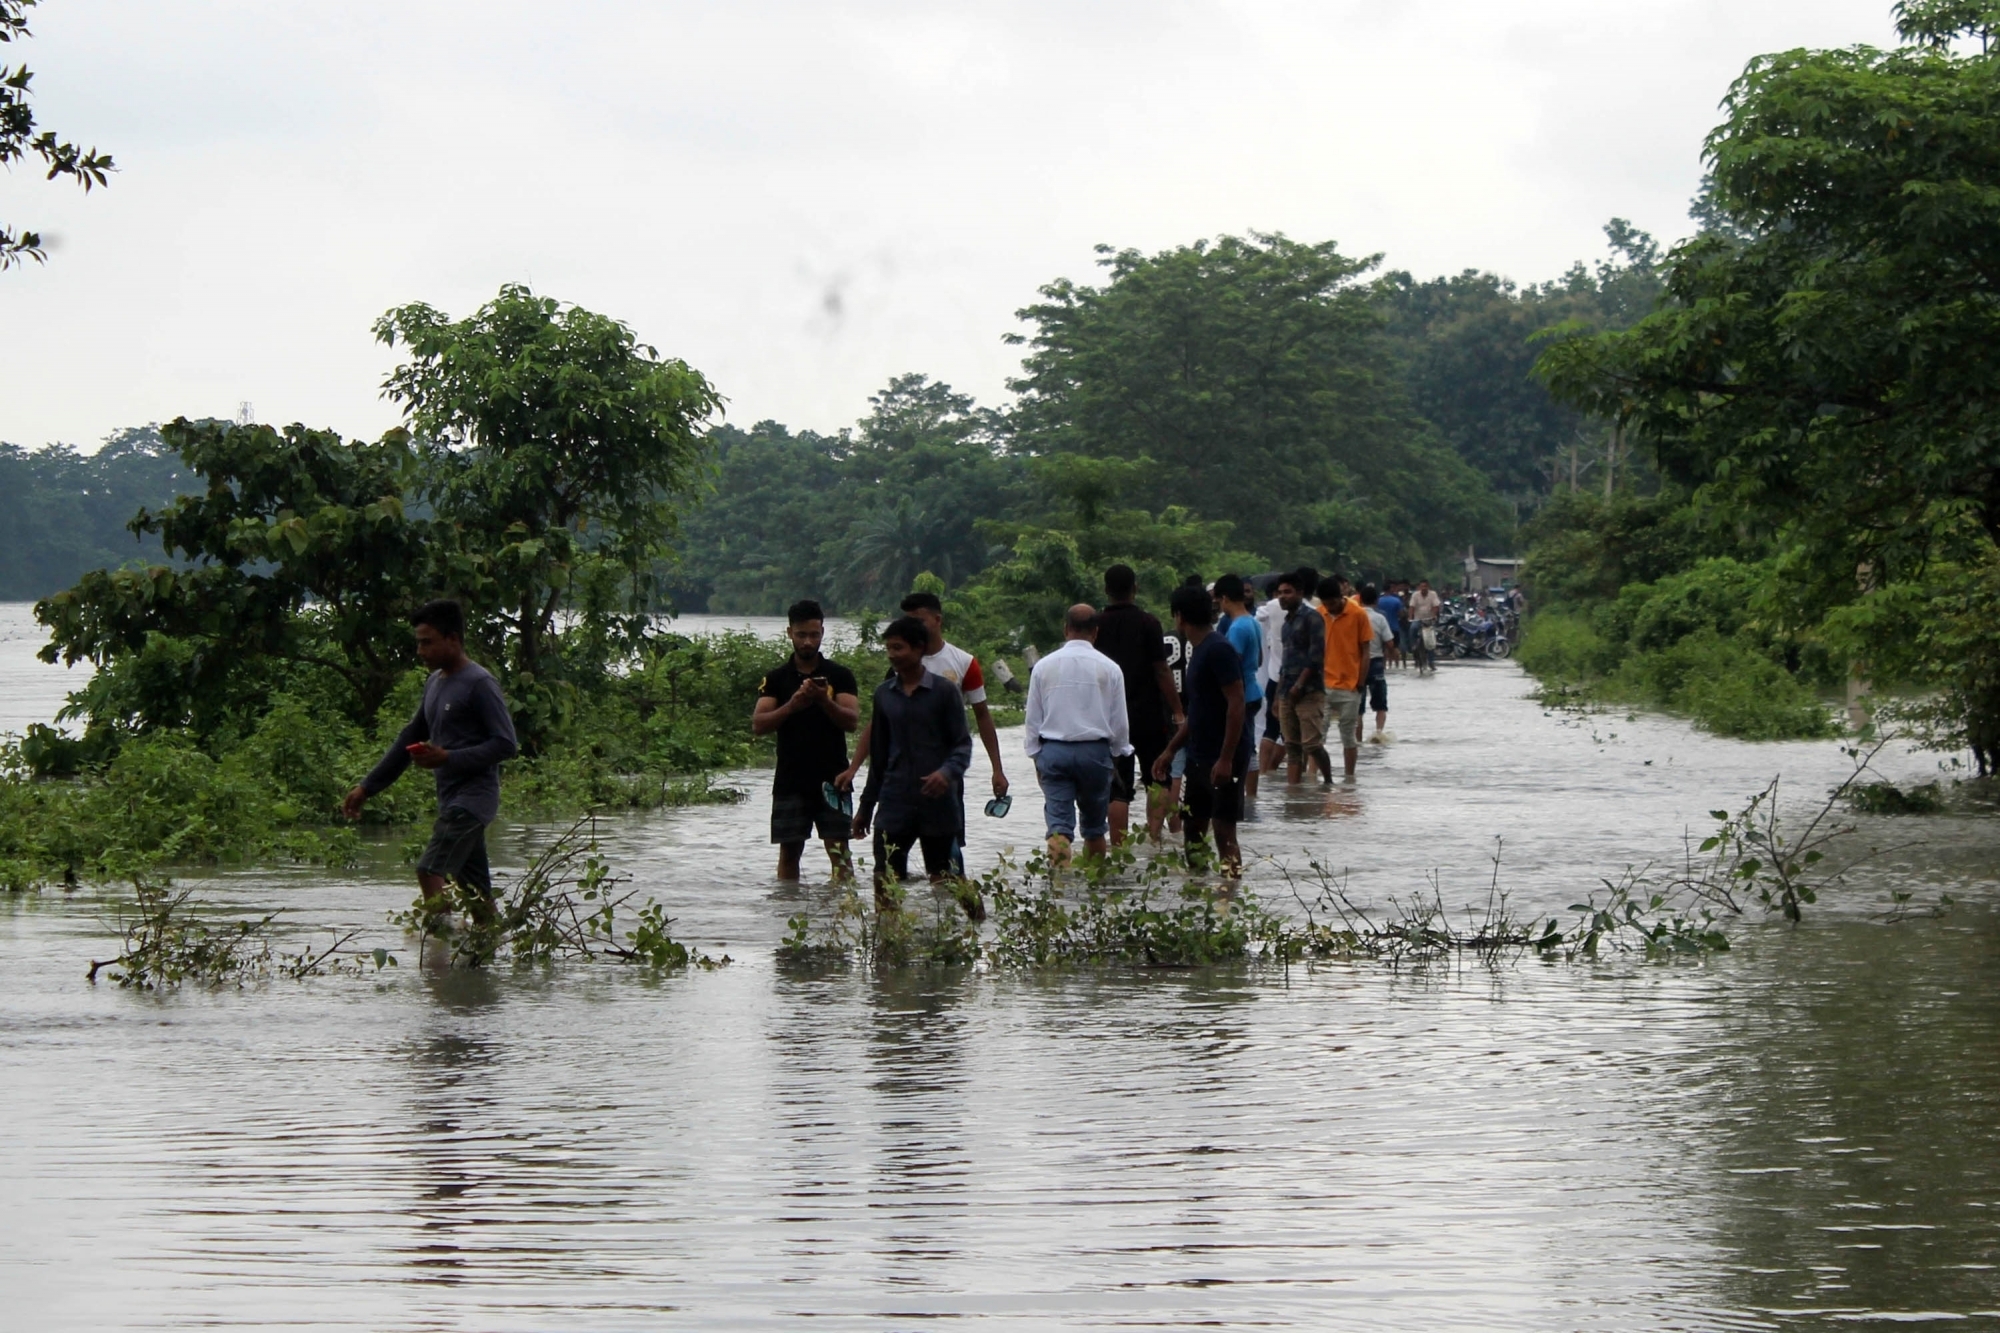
1517,559,1835,740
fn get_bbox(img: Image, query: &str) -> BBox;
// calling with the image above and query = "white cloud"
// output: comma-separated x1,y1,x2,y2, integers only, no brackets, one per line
1,0,1890,449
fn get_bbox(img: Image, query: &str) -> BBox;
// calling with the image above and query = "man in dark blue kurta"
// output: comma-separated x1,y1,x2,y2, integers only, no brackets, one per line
851,615,972,903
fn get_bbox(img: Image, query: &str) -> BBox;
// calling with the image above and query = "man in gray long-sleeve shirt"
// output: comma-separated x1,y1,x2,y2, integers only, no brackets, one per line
851,615,971,903
344,599,519,921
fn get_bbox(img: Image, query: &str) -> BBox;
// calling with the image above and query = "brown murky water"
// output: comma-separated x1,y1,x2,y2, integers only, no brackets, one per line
3,604,1997,1329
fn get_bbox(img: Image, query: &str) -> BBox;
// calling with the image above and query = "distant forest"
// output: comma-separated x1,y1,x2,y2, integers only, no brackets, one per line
0,224,1659,610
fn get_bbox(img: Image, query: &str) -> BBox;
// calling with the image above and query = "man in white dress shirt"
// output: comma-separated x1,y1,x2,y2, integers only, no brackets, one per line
1024,604,1132,867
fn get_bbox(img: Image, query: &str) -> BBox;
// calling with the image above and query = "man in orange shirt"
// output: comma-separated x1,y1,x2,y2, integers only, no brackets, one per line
1317,575,1372,778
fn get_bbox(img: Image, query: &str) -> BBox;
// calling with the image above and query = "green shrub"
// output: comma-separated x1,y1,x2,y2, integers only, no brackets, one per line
1604,631,1834,740
1515,611,1616,682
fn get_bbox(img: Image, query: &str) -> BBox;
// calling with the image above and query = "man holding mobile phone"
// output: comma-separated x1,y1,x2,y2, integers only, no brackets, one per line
753,599,861,880
344,599,518,928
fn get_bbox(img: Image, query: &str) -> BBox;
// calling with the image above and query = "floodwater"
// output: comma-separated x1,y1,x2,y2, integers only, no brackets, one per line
3,602,1998,1329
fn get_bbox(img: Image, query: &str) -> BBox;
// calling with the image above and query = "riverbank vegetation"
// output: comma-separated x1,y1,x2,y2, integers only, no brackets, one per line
1523,1,2000,761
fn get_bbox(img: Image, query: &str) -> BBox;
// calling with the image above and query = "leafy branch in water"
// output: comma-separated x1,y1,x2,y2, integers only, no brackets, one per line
1262,846,1547,965
85,878,391,990
394,814,724,970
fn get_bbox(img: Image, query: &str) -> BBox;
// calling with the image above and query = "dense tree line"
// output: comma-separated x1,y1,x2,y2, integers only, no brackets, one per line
9,224,1680,627
0,428,193,599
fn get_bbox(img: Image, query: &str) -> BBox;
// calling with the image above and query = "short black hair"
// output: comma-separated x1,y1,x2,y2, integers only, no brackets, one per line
1316,576,1344,605
883,615,931,650
410,599,464,640
1359,582,1379,606
1104,563,1137,600
1294,566,1320,595
787,599,824,625
1212,573,1247,603
1169,584,1214,628
1066,605,1101,634
900,591,943,615
1276,572,1303,595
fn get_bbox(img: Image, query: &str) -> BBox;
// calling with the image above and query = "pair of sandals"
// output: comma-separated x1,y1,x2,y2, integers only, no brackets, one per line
823,782,1012,820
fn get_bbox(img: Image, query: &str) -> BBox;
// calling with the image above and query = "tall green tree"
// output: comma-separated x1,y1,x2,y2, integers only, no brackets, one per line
1539,2,2000,595
2,0,113,268
821,374,1019,605
375,284,723,695
1378,221,1664,509
1535,0,2000,745
1008,233,1506,574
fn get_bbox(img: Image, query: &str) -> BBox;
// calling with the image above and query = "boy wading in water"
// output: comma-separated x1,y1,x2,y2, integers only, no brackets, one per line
850,616,974,914
345,599,519,928
752,600,860,880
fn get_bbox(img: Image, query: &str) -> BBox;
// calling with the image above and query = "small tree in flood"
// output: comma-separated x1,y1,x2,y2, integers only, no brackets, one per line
376,284,723,745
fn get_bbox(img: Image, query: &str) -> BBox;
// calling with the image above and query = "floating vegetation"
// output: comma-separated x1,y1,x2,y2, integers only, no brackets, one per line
86,879,389,990
1846,780,1947,815
393,814,724,971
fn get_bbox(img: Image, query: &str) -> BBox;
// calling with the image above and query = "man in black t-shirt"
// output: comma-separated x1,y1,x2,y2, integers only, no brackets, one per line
752,600,861,880
1153,583,1248,875
1094,564,1184,845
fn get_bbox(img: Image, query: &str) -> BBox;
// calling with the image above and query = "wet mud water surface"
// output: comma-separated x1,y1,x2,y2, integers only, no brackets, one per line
2,605,1998,1329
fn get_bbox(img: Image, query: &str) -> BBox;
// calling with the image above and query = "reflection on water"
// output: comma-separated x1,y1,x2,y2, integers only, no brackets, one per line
1,632,1997,1327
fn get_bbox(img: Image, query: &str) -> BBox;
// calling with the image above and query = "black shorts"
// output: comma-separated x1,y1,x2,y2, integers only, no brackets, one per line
1115,730,1170,802
873,821,956,881
416,805,493,895
1262,697,1283,741
772,790,849,845
1366,658,1388,714
1181,765,1245,827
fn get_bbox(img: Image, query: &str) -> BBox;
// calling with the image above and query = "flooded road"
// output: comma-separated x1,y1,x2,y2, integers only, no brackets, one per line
3,604,1998,1329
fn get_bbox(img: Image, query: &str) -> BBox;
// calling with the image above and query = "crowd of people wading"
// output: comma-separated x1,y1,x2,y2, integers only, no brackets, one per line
751,565,1495,912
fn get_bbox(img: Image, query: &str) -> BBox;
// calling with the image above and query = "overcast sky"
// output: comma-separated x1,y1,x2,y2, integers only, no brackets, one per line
2,0,1892,451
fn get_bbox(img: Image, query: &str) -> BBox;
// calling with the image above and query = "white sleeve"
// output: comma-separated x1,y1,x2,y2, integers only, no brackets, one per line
1105,661,1132,757
1022,664,1045,758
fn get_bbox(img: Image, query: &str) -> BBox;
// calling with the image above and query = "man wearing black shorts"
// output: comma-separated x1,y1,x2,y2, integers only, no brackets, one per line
345,599,519,927
1094,563,1183,844
1153,583,1248,875
753,599,861,880
852,616,973,909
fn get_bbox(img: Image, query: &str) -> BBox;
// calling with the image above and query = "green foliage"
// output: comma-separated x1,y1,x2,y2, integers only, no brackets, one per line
34,418,437,736
1847,779,1947,814
0,428,196,599
0,0,115,269
0,623,871,891
0,726,359,888
1534,11,2000,750
1520,488,1761,607
1376,221,1665,506
1608,632,1835,741
375,284,723,739
399,816,720,970
1517,556,1837,740
663,377,1028,615
1009,232,1509,573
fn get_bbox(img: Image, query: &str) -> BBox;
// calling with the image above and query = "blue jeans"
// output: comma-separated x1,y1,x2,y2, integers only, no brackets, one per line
1034,738,1115,841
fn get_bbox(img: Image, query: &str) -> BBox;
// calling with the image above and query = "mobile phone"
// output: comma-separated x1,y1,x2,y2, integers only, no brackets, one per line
406,743,425,753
